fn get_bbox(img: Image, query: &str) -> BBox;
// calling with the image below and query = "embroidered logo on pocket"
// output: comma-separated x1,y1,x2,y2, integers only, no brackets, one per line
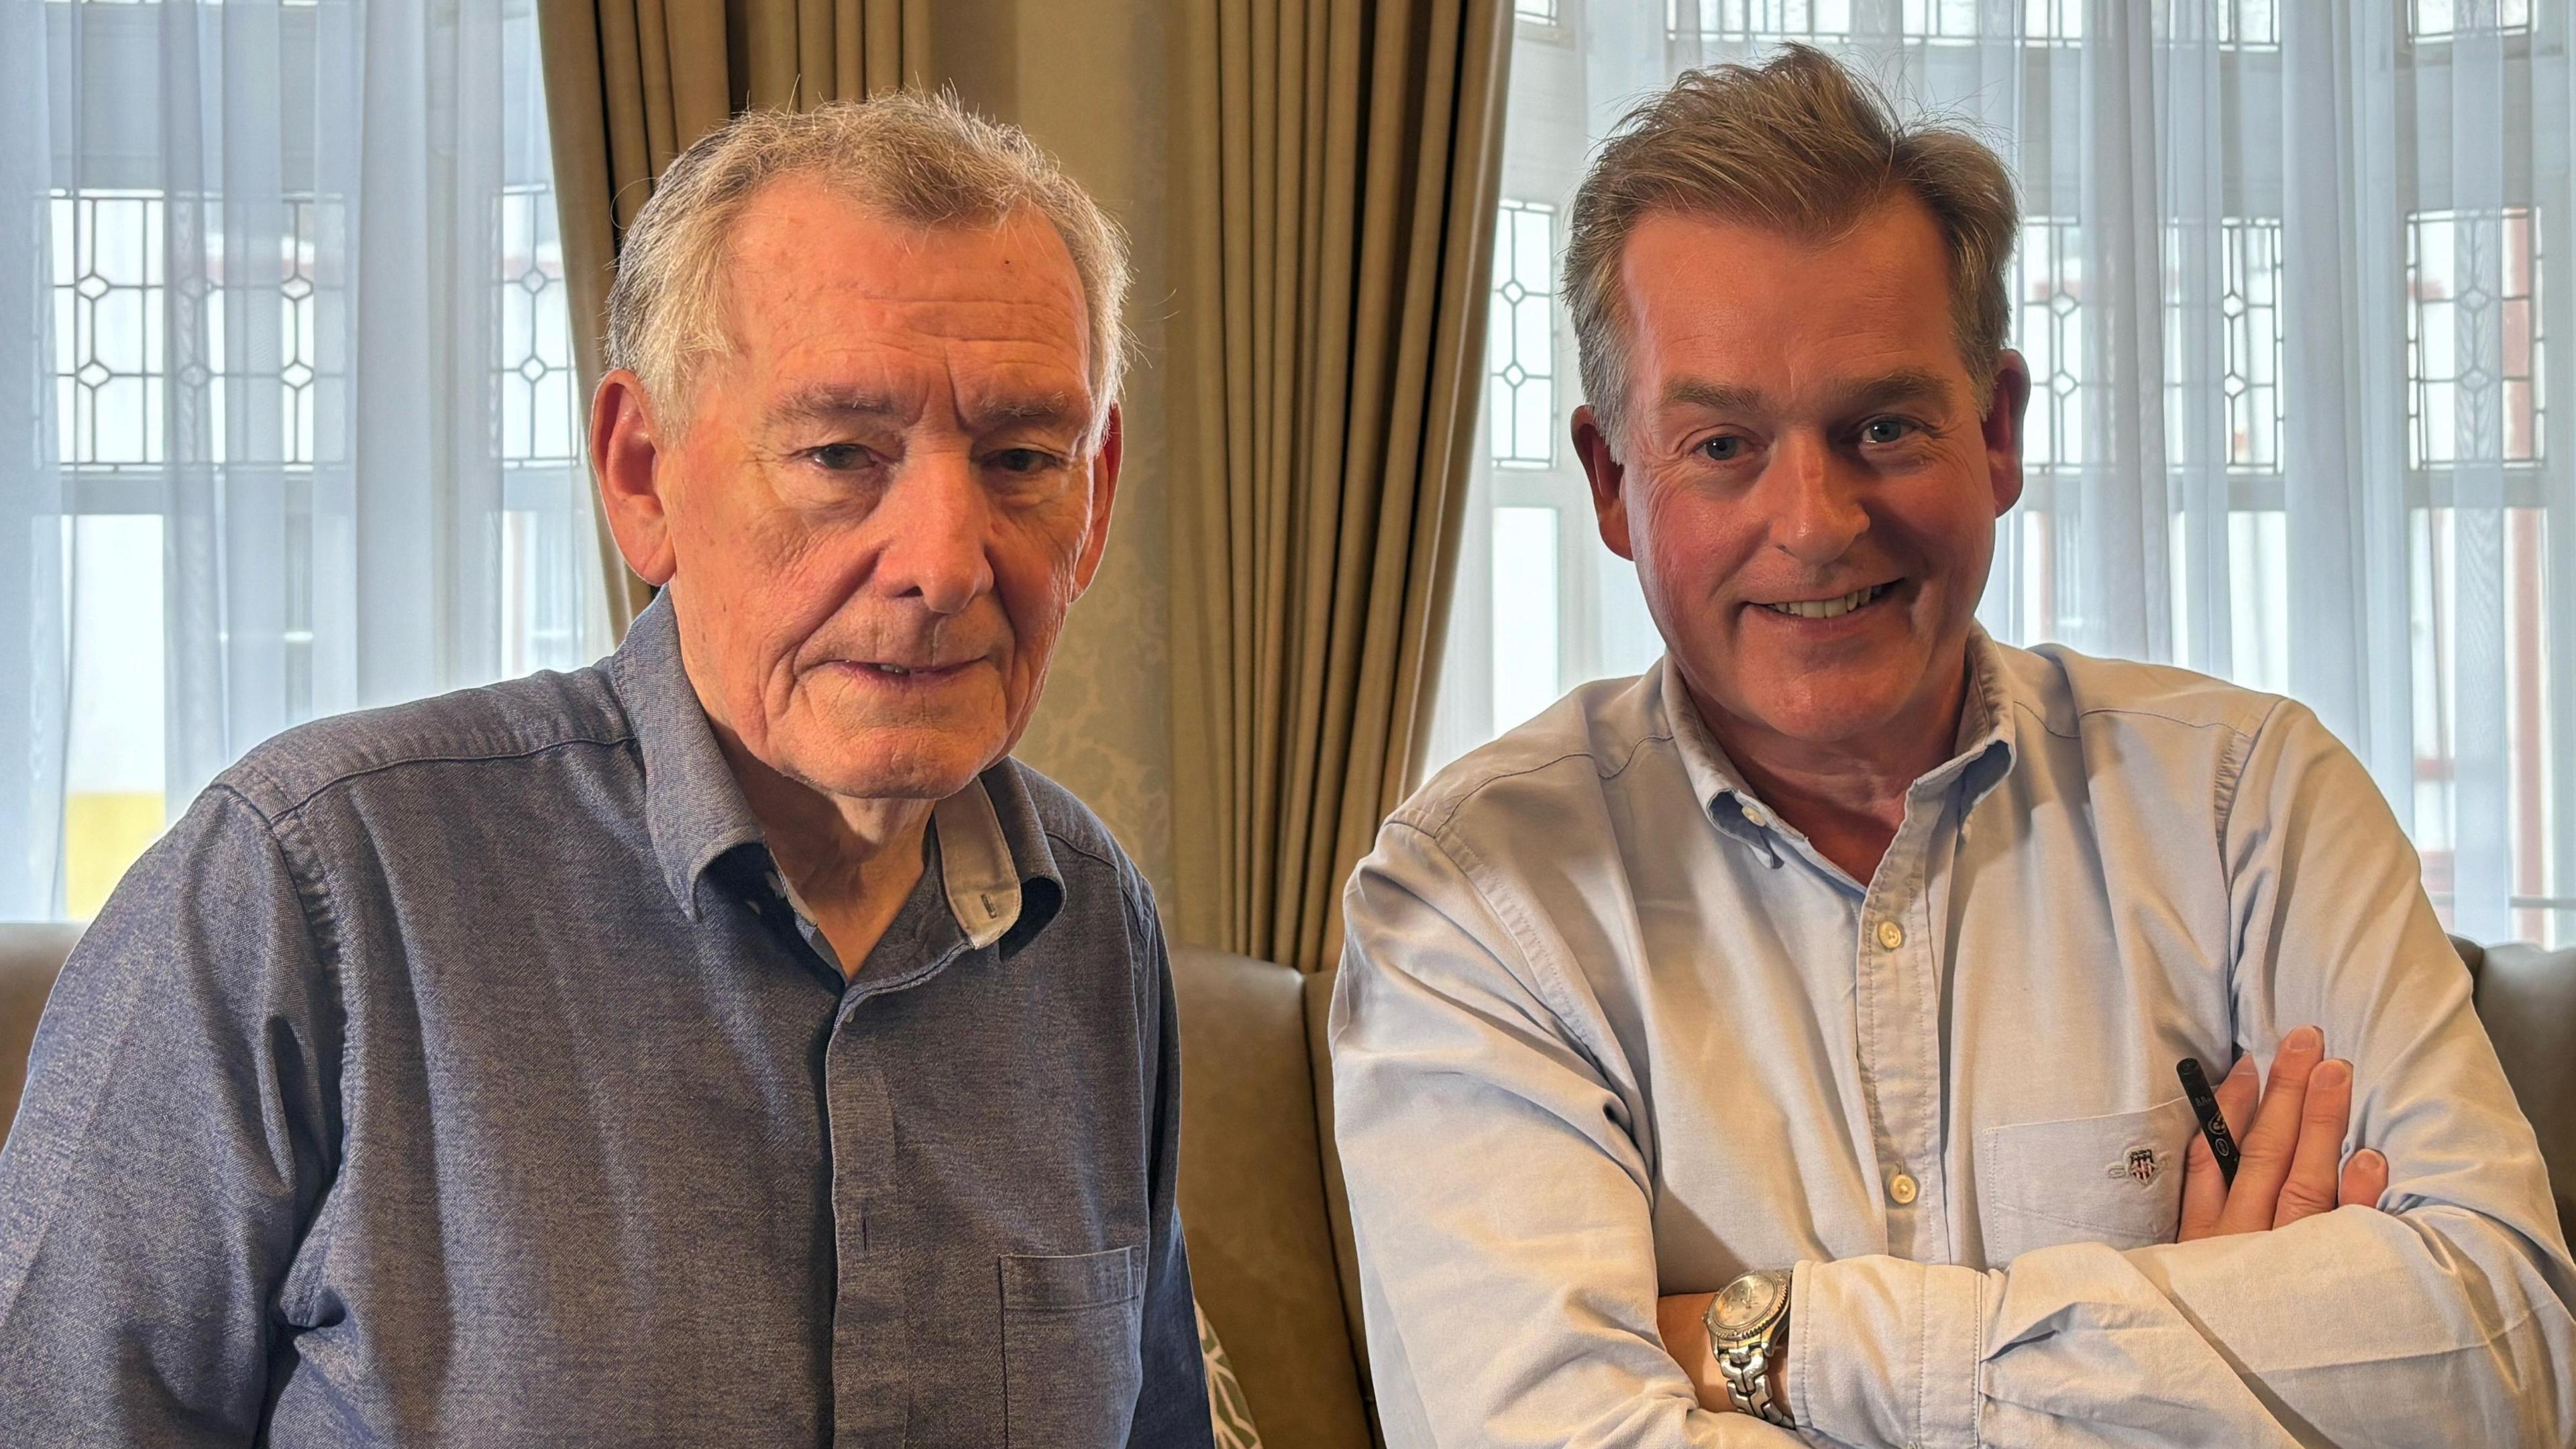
2104,1146,2163,1186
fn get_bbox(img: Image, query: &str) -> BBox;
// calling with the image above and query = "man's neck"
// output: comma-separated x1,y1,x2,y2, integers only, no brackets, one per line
1693,649,1974,885
713,732,936,979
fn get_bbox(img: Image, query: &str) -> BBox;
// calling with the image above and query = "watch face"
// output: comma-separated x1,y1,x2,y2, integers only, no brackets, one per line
1711,1272,1782,1335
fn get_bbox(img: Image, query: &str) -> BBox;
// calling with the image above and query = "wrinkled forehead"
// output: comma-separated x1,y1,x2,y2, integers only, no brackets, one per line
711,181,1097,420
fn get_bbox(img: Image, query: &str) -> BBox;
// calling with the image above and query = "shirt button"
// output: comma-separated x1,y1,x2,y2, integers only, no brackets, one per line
1739,800,1772,829
1888,1171,1919,1205
1876,920,1904,951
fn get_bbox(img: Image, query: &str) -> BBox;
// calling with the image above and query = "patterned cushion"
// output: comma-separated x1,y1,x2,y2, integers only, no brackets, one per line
1197,1299,1265,1449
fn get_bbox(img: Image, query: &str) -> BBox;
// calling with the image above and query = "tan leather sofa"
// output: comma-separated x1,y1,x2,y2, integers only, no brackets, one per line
1167,947,1379,1447
3,925,2569,1445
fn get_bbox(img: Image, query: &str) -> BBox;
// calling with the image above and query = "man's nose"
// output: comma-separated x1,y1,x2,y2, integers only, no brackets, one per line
1765,432,1867,566
872,451,994,616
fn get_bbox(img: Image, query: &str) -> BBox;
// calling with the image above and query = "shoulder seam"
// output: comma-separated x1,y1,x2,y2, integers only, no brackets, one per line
1407,729,1674,835
1043,830,1121,873
250,731,637,822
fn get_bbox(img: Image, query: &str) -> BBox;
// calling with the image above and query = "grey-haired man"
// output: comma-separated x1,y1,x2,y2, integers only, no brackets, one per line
0,95,1214,1449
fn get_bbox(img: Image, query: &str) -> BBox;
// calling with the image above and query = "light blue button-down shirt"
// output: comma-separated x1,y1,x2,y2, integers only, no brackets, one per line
1331,634,2576,1447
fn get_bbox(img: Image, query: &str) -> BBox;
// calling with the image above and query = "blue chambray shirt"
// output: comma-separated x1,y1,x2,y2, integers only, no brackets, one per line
1332,633,2576,1448
0,596,1214,1449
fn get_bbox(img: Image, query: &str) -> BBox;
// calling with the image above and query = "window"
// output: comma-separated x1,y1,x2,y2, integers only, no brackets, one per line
1670,0,1853,43
2217,0,2279,48
1902,0,2083,43
1492,507,1563,730
2410,0,2534,40
2165,217,2287,474
1488,199,1560,469
1515,0,1559,22
2408,207,2544,470
16,0,602,920
2015,217,2085,471
2220,219,2287,472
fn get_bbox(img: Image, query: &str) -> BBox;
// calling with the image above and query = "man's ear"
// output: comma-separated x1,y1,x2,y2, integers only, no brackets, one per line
1981,350,2033,518
592,368,679,588
1071,403,1124,597
1574,404,1636,561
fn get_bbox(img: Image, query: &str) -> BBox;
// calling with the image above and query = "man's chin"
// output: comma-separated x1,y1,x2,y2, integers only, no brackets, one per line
1700,668,1922,749
776,730,1005,805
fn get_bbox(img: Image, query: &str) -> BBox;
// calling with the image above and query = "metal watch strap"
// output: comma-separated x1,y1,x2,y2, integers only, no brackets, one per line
1717,1336,1793,1427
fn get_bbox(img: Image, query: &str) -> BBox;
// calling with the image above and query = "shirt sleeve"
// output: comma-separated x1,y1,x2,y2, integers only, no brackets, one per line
0,784,341,1446
1124,883,1220,1449
1792,699,2576,1448
1330,819,1801,1449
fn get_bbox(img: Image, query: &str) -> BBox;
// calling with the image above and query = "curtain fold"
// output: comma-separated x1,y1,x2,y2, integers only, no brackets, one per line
1167,0,1512,971
537,0,928,634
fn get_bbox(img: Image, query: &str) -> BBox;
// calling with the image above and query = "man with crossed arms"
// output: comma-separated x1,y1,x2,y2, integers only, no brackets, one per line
1332,46,2575,1447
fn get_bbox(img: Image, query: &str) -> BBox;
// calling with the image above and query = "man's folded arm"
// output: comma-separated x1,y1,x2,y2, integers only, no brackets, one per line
1793,700,2576,1448
1331,820,1796,1449
0,785,337,1445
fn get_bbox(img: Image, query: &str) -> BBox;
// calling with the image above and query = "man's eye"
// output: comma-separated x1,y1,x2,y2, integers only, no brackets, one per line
1700,435,1748,462
989,447,1063,475
808,443,874,472
1861,417,1919,445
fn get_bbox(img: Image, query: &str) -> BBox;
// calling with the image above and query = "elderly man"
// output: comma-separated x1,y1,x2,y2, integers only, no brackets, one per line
1332,46,2576,1448
0,96,1212,1448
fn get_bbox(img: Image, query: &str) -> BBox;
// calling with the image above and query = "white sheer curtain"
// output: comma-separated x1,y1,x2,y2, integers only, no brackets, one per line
3,0,606,921
1436,0,2573,946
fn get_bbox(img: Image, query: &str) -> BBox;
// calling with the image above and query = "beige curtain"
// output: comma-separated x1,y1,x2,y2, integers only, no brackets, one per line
537,0,931,633
1165,0,1512,973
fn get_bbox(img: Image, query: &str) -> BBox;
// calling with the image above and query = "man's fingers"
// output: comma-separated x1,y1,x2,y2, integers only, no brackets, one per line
2214,1054,2258,1139
2340,1148,2390,1210
2216,1026,2323,1234
2273,1057,2353,1228
2179,1128,2224,1240
2180,1055,2257,1241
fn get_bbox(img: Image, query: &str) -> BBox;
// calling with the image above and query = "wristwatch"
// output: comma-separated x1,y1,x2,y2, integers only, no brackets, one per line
1703,1268,1794,1428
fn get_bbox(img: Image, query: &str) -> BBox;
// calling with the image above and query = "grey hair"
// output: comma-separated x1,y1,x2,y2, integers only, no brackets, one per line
1563,45,2019,451
604,90,1131,441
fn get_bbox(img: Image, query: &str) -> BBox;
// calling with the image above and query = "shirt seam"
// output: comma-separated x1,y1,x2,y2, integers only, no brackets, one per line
1399,730,1676,838
2036,696,2274,740
1042,830,1121,874
231,731,640,822
1393,818,1611,1082
202,782,348,1332
2214,696,2288,987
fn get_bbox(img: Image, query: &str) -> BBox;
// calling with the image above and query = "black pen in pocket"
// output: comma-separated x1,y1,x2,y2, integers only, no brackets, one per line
2176,1057,2239,1188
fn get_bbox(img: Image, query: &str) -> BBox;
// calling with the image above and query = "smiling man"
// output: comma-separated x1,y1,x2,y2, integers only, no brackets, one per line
0,96,1212,1448
1330,47,2576,1448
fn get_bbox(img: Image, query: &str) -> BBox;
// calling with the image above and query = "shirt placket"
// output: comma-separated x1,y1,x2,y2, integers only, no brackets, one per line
1856,788,1955,1264
824,989,908,1447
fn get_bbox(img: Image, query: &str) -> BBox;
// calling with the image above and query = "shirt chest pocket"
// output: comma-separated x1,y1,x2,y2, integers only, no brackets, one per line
1976,1095,2198,1267
999,1246,1144,1448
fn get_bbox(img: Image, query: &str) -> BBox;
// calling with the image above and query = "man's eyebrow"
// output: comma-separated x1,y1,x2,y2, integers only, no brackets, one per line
1833,367,1957,414
764,386,1087,434
767,387,903,425
1658,376,1768,415
964,392,1085,432
1656,368,1957,418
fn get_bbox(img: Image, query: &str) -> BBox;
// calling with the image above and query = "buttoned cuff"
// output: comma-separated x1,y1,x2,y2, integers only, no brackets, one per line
1788,1256,1989,1449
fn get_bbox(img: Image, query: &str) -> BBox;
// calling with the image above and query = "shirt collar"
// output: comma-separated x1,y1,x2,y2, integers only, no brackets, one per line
610,593,1065,954
1660,628,2021,845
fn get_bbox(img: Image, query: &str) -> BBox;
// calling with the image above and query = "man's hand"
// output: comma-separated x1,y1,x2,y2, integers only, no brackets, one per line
2179,1024,2389,1240
1656,1026,2393,1411
1655,1290,1783,1419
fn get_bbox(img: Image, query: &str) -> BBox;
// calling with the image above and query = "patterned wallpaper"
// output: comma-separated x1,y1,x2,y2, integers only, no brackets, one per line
983,7,1181,912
